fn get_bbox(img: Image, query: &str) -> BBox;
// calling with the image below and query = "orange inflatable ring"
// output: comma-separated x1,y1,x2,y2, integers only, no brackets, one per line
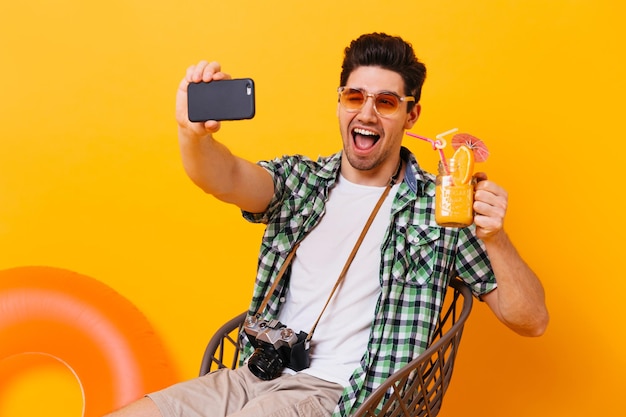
0,266,178,416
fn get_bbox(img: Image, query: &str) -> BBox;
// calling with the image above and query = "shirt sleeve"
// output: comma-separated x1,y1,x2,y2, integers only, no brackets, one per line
241,158,288,224
454,225,498,298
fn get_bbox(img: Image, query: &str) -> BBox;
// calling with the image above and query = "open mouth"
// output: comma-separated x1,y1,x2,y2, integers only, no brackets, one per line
352,127,381,151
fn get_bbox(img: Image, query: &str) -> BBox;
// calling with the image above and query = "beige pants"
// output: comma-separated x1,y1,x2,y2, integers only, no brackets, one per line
148,366,344,417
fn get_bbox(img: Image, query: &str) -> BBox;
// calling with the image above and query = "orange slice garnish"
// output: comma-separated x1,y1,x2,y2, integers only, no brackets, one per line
450,145,474,185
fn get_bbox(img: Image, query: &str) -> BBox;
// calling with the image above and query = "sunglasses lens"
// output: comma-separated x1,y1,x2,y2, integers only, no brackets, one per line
340,88,366,110
374,93,400,115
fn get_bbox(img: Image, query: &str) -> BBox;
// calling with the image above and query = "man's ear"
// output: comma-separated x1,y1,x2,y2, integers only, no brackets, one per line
404,103,421,129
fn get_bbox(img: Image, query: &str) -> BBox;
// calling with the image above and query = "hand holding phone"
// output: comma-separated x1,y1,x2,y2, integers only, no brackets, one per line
187,79,255,122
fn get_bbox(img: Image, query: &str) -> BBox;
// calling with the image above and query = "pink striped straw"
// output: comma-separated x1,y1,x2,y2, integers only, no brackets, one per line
405,131,451,174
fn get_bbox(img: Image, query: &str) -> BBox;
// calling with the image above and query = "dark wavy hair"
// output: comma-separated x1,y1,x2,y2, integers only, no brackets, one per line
340,33,427,111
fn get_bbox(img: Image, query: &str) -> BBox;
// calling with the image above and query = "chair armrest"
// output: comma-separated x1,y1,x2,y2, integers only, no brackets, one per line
351,279,473,417
199,311,247,376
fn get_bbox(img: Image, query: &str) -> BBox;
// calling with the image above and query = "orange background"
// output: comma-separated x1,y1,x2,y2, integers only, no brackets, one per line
1,0,623,415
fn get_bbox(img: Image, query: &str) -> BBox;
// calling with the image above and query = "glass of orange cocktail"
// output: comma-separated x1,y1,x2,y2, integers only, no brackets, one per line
435,146,474,227
406,129,489,229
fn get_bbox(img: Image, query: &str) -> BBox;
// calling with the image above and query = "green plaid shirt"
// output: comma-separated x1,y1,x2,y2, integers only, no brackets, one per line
242,147,496,416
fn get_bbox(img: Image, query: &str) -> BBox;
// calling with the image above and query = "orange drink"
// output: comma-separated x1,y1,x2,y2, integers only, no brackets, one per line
435,146,474,228
435,178,473,227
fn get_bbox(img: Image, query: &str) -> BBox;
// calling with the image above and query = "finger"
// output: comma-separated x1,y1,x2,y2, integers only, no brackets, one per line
474,212,504,238
184,64,195,83
181,60,231,94
475,177,504,195
212,71,232,81
178,75,190,93
474,189,508,216
474,197,506,218
200,61,223,82
187,60,209,83
178,64,199,93
475,182,508,208
203,120,222,134
474,178,499,193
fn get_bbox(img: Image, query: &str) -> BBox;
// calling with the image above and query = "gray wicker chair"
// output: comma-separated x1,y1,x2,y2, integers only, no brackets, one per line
199,278,473,417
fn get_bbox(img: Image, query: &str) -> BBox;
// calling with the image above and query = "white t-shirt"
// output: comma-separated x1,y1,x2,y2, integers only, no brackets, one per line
278,174,400,387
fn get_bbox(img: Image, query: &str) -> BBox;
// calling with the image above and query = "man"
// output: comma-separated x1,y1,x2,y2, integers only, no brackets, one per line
107,32,548,417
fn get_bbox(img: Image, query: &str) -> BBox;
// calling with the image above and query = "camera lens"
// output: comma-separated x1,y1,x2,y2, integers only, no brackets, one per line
247,346,285,381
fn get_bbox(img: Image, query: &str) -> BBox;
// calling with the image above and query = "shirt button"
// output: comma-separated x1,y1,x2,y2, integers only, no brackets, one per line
279,297,286,303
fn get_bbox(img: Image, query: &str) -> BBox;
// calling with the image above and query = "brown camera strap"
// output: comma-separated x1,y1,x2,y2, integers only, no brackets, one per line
255,158,403,343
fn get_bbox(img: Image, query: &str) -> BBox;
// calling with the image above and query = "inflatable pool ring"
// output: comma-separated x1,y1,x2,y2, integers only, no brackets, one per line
0,266,178,416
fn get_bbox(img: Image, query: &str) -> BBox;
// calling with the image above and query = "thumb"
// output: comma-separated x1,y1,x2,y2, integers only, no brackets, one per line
473,172,488,183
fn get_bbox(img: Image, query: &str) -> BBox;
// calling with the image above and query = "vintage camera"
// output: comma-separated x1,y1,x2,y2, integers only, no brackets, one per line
243,315,310,380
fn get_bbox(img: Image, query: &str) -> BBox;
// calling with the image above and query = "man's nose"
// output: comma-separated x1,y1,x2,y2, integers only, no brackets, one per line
358,95,378,120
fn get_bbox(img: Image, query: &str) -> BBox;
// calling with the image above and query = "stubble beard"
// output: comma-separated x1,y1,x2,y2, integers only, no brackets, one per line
344,146,394,174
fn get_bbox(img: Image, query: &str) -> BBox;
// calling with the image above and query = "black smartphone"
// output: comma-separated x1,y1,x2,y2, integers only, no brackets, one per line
187,79,255,122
